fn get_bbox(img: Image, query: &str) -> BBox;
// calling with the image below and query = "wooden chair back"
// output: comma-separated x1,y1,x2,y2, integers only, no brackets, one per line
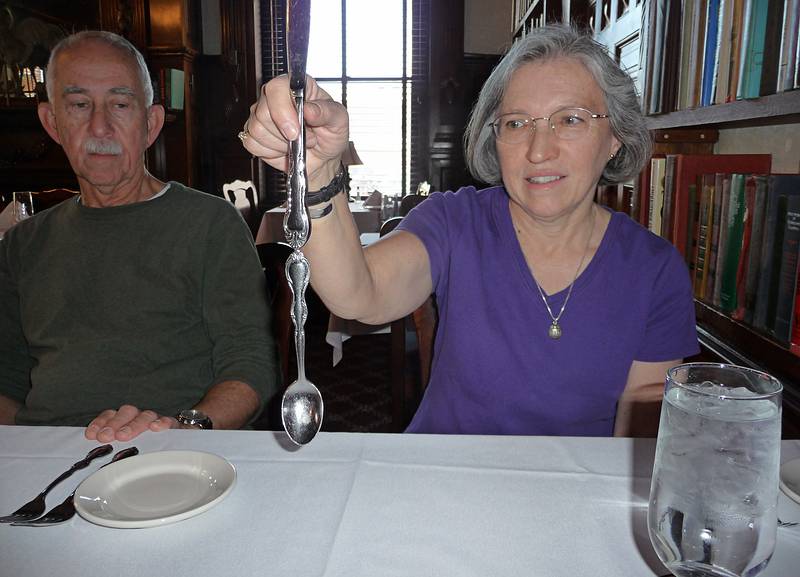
379,216,403,236
223,179,259,237
256,242,294,391
399,193,426,216
380,216,438,430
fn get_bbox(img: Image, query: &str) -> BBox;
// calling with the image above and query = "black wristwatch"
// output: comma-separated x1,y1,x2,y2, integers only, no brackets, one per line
175,409,214,430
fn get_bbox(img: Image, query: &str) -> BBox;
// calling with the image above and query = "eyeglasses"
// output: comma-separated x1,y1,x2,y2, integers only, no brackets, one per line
488,107,610,144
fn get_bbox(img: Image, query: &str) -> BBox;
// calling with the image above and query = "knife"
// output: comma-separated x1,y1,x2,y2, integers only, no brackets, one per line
283,0,311,249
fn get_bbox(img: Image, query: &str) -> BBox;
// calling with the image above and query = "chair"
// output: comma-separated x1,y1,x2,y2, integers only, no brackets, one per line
399,193,426,216
223,179,259,237
379,216,403,236
252,241,294,430
380,216,438,430
256,242,294,390
19,188,79,214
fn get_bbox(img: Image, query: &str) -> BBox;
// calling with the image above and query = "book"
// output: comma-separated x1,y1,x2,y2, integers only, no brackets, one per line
741,174,769,324
701,0,722,106
732,175,758,320
690,0,710,108
705,172,727,301
694,174,717,300
777,0,800,91
662,155,677,240
792,259,800,354
686,183,701,279
727,0,747,101
772,194,800,343
714,0,737,104
720,174,747,313
660,0,684,112
759,0,786,95
649,157,667,236
678,0,698,110
737,0,770,99
668,154,772,260
713,174,733,307
753,174,800,331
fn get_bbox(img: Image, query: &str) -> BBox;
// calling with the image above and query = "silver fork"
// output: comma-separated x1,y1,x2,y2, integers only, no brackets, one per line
778,518,799,528
0,444,113,523
11,447,139,527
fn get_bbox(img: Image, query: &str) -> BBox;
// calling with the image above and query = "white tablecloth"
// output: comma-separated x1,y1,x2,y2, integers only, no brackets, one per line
256,201,381,244
1,427,798,577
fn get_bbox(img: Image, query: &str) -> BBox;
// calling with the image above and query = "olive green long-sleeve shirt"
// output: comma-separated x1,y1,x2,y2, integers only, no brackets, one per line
0,182,278,426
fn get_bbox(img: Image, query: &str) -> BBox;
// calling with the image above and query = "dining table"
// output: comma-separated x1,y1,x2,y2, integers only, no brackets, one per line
1,426,798,577
255,200,382,245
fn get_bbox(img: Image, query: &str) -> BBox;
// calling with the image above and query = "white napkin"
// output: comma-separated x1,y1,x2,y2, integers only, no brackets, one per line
363,190,382,207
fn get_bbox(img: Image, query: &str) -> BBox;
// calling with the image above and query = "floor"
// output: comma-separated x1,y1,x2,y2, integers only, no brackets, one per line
258,295,395,434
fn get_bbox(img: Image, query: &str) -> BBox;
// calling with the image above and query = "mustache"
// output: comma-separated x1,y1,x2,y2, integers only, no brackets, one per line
84,138,123,155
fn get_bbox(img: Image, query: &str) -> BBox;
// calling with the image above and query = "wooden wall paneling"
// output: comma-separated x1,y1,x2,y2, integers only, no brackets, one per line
425,0,466,193
0,1,102,198
99,0,147,48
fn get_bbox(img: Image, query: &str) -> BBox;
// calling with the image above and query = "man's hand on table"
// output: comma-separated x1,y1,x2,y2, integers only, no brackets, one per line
85,404,180,442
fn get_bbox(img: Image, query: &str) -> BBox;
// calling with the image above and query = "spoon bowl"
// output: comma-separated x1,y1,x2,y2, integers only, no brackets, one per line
281,378,323,445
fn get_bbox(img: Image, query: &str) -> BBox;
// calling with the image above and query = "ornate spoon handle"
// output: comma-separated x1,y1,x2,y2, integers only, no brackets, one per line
283,0,311,251
286,252,310,381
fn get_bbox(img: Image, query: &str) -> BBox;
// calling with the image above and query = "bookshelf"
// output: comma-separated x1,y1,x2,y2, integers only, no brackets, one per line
633,3,800,437
647,90,800,129
510,0,800,437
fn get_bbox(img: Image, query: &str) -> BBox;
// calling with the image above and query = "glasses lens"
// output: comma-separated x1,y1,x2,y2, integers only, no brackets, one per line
493,114,531,144
551,108,592,140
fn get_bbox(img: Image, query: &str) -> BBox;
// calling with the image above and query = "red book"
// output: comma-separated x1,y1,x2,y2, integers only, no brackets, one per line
669,154,772,259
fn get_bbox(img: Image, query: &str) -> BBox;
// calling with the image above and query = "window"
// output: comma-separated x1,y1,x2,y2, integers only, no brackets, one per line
260,0,421,203
308,0,412,199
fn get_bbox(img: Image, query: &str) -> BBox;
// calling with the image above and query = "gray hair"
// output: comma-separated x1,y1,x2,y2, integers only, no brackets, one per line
45,30,154,107
465,24,651,186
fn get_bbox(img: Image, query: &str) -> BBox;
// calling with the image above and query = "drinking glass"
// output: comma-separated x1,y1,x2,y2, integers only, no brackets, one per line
12,191,35,222
648,363,782,577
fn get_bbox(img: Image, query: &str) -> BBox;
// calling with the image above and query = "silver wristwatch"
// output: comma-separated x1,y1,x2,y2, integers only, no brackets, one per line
175,409,213,430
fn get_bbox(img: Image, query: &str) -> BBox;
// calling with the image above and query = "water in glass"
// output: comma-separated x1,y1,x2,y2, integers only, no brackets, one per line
648,363,782,577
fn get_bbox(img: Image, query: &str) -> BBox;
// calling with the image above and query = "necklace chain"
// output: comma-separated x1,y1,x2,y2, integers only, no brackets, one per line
532,209,596,340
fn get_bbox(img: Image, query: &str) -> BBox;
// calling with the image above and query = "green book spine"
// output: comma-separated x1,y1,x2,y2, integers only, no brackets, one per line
720,174,746,312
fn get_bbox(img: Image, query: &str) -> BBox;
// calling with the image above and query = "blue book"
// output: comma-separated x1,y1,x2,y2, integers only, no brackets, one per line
701,0,721,106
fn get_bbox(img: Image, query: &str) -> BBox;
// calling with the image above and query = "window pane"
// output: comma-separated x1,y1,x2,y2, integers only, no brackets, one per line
346,0,404,78
347,81,403,197
317,81,342,103
308,0,342,78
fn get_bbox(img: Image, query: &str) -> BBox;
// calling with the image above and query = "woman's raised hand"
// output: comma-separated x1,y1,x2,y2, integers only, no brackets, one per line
241,74,350,187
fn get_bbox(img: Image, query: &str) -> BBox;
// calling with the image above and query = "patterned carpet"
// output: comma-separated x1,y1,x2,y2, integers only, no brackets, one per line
257,295,394,434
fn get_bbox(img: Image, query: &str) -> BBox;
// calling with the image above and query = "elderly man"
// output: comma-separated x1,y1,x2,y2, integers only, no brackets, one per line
0,31,277,442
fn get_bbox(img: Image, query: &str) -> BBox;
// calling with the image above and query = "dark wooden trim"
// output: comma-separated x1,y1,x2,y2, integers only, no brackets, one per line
646,91,800,130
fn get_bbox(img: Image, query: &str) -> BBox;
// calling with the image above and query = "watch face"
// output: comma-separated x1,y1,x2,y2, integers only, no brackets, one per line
176,410,213,429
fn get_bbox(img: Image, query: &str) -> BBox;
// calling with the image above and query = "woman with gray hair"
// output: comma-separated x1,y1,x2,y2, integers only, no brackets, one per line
242,24,698,437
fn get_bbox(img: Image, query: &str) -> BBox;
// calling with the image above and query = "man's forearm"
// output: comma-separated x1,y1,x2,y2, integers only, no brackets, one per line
193,380,261,429
0,393,21,425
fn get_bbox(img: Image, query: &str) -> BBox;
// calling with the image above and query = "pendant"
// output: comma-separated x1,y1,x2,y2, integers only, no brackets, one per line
548,321,562,340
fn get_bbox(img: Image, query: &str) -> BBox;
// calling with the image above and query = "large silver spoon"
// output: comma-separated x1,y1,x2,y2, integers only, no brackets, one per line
280,0,323,445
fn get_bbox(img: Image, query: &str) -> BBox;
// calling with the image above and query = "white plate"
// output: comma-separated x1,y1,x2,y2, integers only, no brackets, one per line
74,450,236,529
780,458,800,506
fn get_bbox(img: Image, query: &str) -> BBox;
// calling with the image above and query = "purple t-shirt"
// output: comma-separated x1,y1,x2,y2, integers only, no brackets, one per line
397,186,699,436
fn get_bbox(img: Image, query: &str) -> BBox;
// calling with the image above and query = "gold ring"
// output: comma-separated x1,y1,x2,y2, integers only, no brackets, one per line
237,129,249,143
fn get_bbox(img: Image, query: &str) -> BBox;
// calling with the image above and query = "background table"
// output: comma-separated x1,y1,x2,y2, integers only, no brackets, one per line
1,427,798,577
256,201,381,244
